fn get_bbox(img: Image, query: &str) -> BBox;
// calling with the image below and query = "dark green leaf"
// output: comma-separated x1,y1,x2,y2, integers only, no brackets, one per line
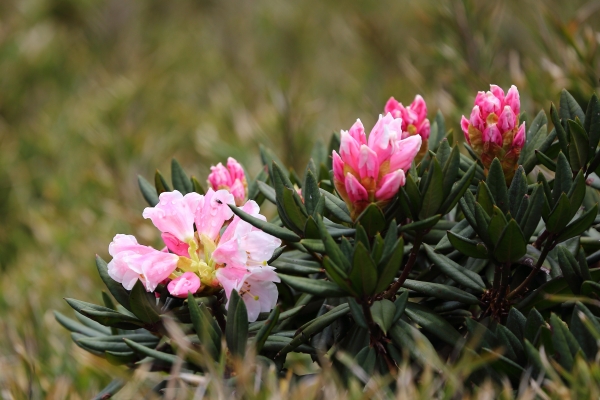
348,298,368,329
524,308,544,343
317,216,351,272
124,338,179,365
486,158,509,214
419,158,444,219
129,281,160,324
96,255,131,311
402,279,480,304
350,243,378,295
556,247,582,294
476,181,495,216
568,120,590,171
257,181,276,204
226,290,248,358
187,293,221,360
519,184,545,242
398,214,441,233
551,103,569,157
586,94,600,150
560,89,585,124
508,166,527,217
370,299,395,335
488,206,507,246
404,302,463,346
535,150,557,171
154,170,171,195
440,163,477,214
171,159,193,194
556,204,598,243
549,313,575,370
447,231,488,260
254,306,280,354
138,175,159,206
277,274,346,297
191,176,206,195
229,204,300,242
493,219,527,263
375,237,404,293
356,203,386,236
392,291,409,324
303,170,321,216
441,145,461,197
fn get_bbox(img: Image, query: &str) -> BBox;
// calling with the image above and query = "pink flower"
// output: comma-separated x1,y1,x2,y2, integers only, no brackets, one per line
167,272,201,298
194,189,235,241
143,191,202,256
216,265,280,322
461,84,525,182
107,234,179,291
333,114,422,218
208,157,248,206
384,95,430,140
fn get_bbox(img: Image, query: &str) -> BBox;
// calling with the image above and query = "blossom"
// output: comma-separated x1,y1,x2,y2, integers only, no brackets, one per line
461,85,525,182
108,187,281,321
208,157,248,206
167,272,201,298
107,234,179,292
385,95,430,162
332,114,422,219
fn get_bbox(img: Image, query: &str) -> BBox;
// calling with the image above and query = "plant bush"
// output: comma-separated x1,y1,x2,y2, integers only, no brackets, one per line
57,87,600,397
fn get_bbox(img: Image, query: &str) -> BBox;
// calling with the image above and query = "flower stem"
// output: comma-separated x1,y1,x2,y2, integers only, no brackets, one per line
507,235,555,300
382,231,424,300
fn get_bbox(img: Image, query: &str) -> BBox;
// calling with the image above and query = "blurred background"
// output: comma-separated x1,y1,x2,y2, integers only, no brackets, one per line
0,0,598,397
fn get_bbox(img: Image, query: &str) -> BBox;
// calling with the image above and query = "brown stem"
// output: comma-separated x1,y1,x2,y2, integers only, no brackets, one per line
533,230,550,250
507,237,555,300
382,232,424,300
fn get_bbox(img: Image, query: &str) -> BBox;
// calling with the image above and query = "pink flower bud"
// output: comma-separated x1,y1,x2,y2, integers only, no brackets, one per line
513,122,526,149
332,150,345,182
168,272,201,298
345,173,369,204
358,144,380,180
348,119,367,145
376,170,406,201
389,135,422,172
384,97,404,119
461,84,525,182
208,158,248,206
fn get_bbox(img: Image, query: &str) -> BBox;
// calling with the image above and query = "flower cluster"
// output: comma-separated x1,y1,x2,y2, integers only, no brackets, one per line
461,85,525,181
384,95,430,161
208,157,248,206
107,161,281,322
332,113,422,219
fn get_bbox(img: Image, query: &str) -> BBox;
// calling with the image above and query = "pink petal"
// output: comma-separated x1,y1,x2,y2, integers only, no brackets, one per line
389,135,422,172
140,251,179,292
505,85,520,116
489,85,505,103
461,115,471,142
410,94,427,122
168,272,201,298
348,119,367,145
483,125,503,146
384,97,403,119
339,130,361,171
498,105,516,133
345,173,369,203
161,232,190,256
215,266,248,301
229,179,246,206
480,91,501,115
513,122,526,149
358,144,380,180
212,235,248,268
208,163,231,189
332,150,345,183
469,105,484,132
375,170,406,201
417,119,431,140
226,157,246,183
143,191,199,243
194,189,235,241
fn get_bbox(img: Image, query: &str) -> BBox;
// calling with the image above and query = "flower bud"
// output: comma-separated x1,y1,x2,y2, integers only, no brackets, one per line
461,84,525,182
333,113,422,219
208,157,248,206
167,272,201,298
384,95,430,161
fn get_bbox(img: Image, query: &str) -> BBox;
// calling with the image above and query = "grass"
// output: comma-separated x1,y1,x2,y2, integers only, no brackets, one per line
0,0,598,397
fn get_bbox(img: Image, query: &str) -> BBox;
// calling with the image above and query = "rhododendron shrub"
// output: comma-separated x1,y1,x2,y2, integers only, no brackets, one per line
57,89,600,398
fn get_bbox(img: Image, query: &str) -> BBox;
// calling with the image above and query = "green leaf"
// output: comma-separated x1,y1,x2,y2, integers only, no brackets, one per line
476,181,495,216
568,120,590,171
77,309,144,330
276,304,349,356
519,184,545,242
187,293,221,360
257,181,276,204
560,89,585,124
493,219,527,263
551,103,569,157
398,214,441,233
524,308,544,343
277,274,346,297
355,223,370,251
124,338,179,365
553,152,573,205
96,256,131,311
535,150,557,171
281,187,308,233
350,243,378,296
303,170,321,216
567,171,586,219
506,308,526,341
549,313,575,370
403,174,422,217
348,298,368,329
404,302,463,346
137,175,159,206
370,300,395,335
546,193,573,233
171,159,193,194
129,281,160,324
356,203,386,236
229,204,300,242
423,246,486,291
475,203,492,245
556,204,598,243
402,279,480,304
586,94,600,150
254,306,280,354
322,256,355,295
154,170,171,195
226,290,248,358
439,163,477,214
447,231,488,259
508,166,527,217
441,145,461,197
54,311,106,337
486,158,509,214
317,216,351,272
556,246,583,294
375,237,404,293
191,176,206,195
320,189,352,223
392,291,409,324
419,158,444,219
488,206,507,246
